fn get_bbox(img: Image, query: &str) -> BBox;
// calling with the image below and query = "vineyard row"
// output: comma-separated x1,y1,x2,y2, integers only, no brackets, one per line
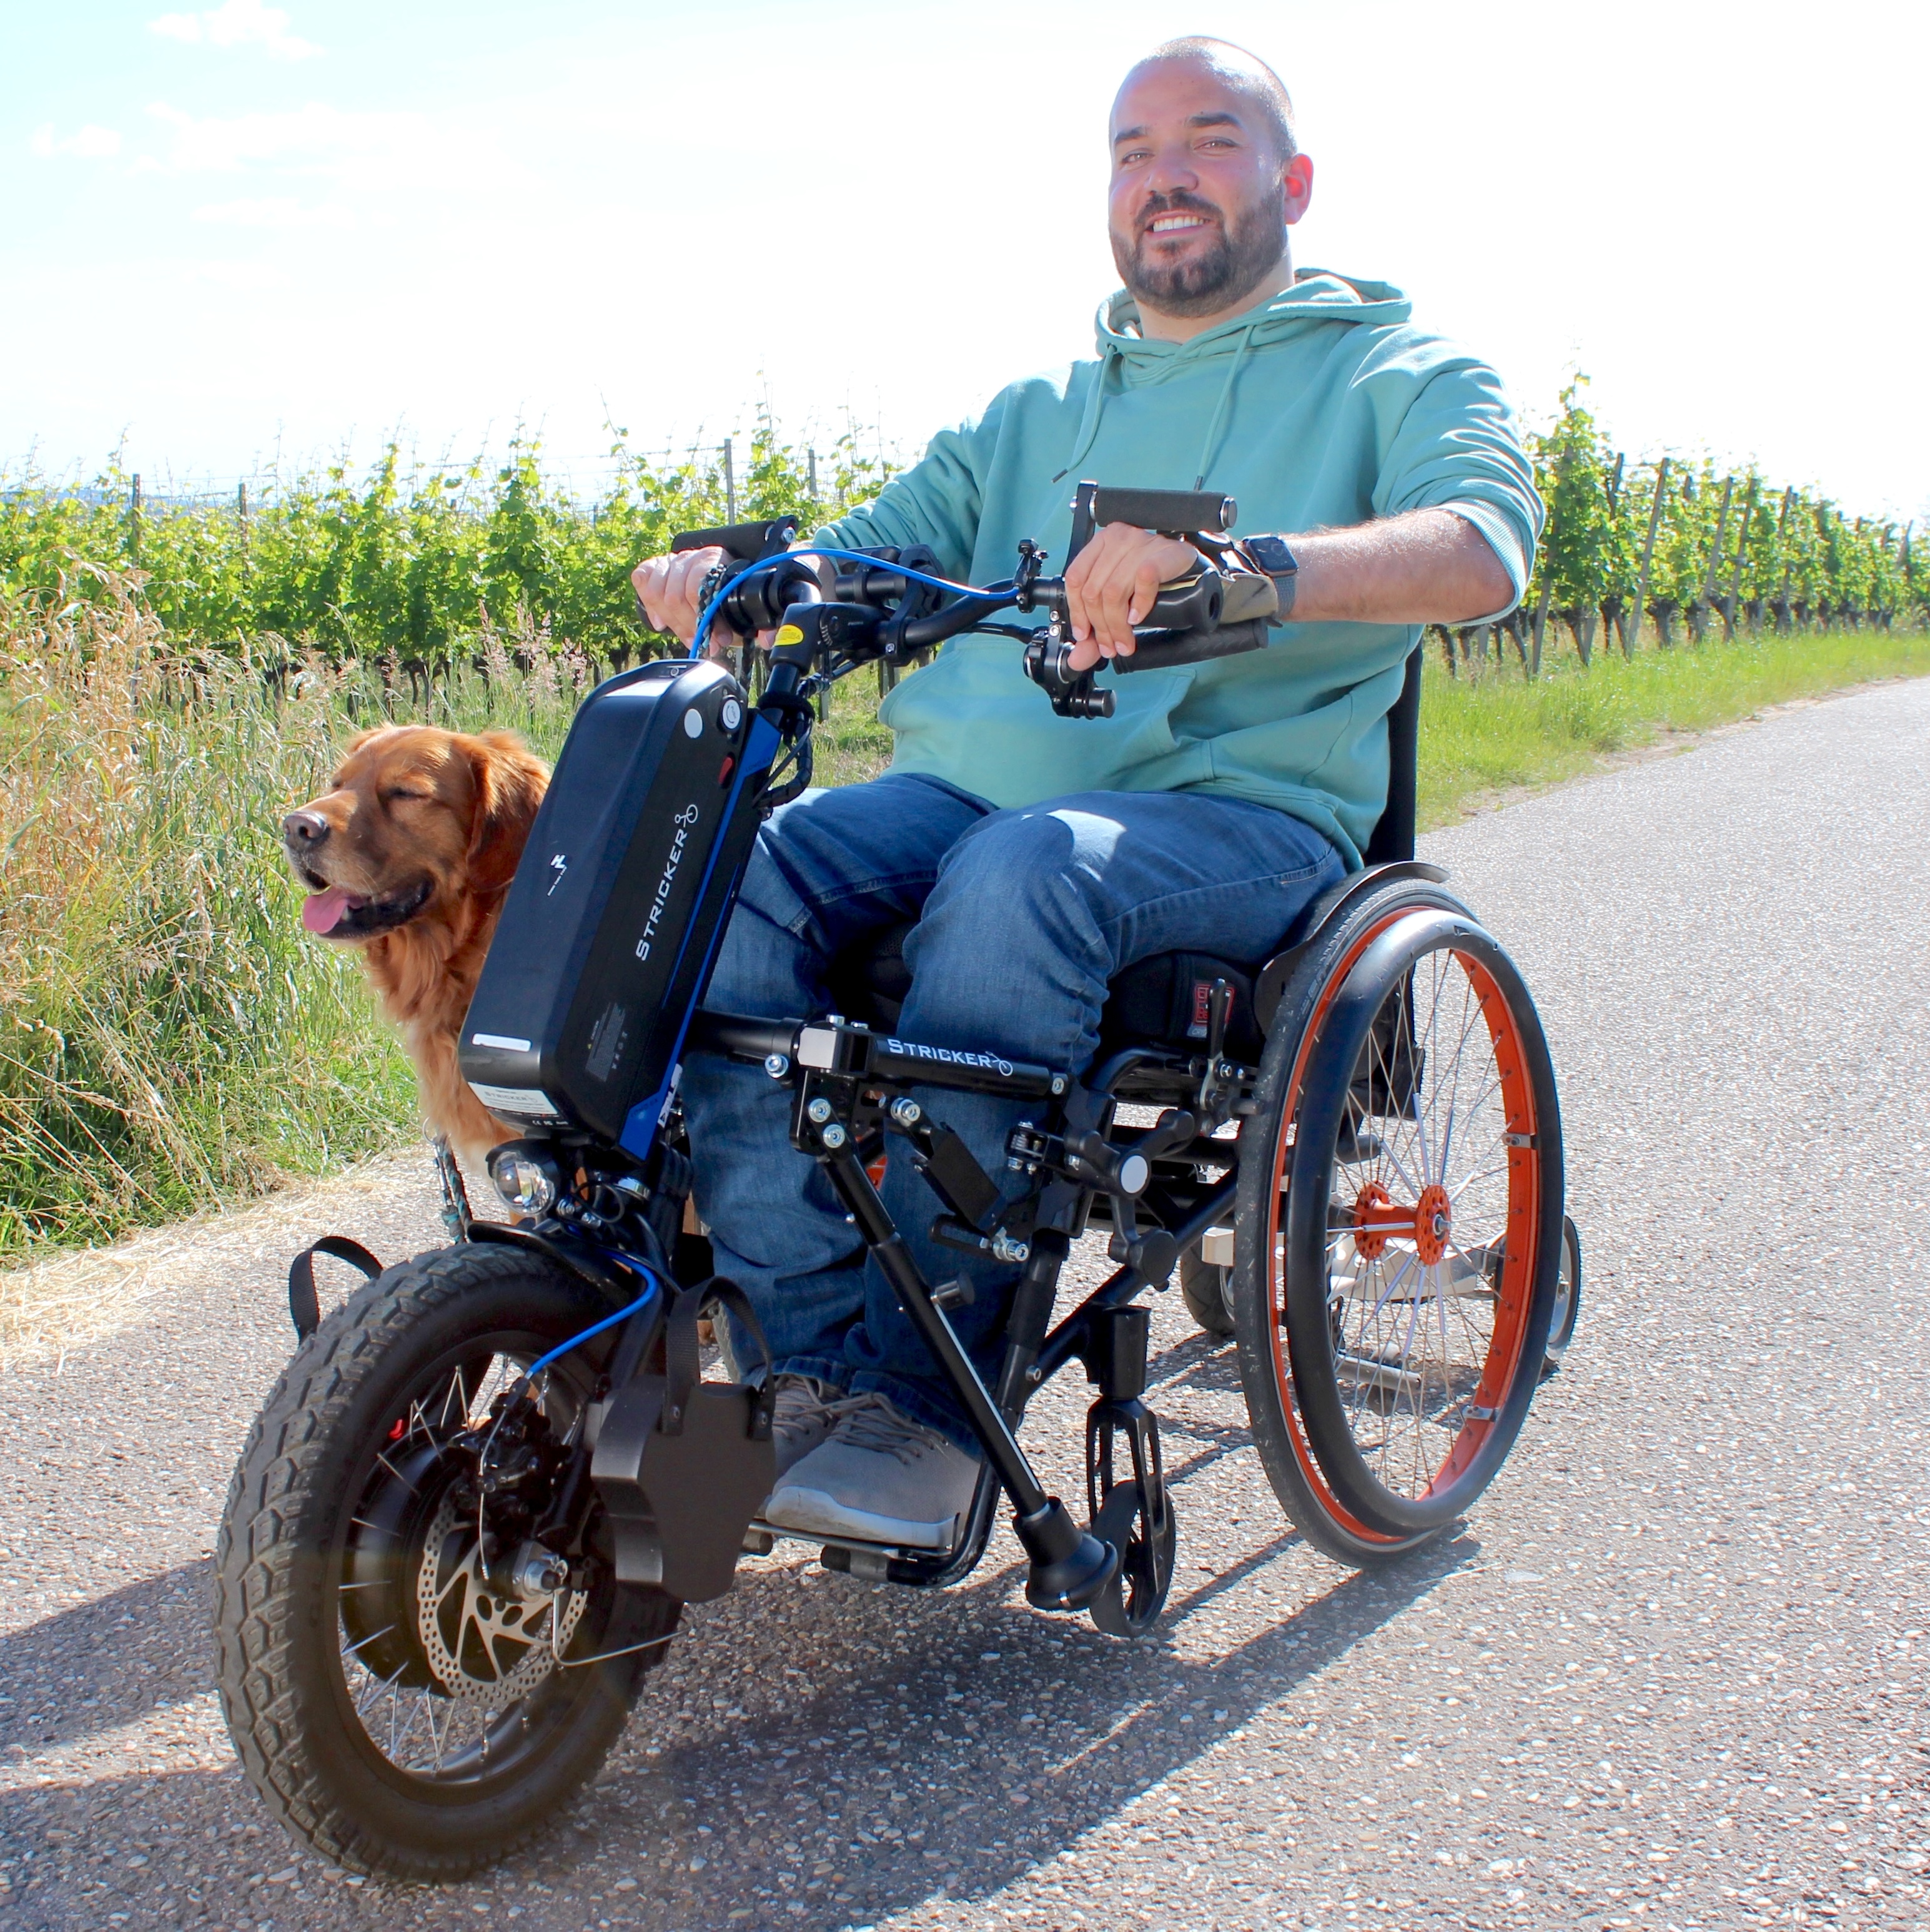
2,386,1923,678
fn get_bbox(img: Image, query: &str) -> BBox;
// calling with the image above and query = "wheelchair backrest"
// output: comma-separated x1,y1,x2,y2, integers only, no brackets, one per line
1361,645,1423,868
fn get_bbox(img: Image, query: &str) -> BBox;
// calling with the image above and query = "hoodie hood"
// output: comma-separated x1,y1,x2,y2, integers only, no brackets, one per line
1061,270,1414,488
1094,270,1413,370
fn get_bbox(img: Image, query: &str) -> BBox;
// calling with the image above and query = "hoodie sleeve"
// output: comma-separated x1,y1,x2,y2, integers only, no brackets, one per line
1366,349,1545,616
811,392,1009,578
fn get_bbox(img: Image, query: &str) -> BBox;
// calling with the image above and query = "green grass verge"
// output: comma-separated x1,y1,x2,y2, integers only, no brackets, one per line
1417,624,1930,828
2,609,1921,1265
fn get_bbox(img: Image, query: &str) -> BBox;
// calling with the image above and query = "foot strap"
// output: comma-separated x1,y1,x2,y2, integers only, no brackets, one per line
287,1236,382,1341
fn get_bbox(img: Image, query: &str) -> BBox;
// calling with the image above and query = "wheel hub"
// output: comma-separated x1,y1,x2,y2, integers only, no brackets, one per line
1414,1182,1452,1266
1350,1180,1453,1266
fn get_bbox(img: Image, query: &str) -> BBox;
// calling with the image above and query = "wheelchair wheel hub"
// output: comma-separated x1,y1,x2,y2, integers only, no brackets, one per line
1351,1180,1452,1266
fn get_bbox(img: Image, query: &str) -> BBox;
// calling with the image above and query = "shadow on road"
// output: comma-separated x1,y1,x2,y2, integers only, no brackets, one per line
6,1560,215,1752
3,1524,1475,1929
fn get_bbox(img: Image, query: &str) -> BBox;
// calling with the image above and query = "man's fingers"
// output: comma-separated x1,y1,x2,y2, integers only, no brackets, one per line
1094,546,1146,653
632,561,671,633
1127,558,1165,629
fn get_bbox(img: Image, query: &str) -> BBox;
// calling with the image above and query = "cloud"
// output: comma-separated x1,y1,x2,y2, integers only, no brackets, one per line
192,196,351,229
29,123,124,160
144,101,432,183
149,0,319,60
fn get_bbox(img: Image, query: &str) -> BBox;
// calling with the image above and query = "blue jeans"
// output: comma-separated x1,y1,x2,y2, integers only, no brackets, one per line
681,772,1345,1449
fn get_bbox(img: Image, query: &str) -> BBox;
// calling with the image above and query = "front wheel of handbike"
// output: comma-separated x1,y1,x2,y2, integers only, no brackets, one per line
214,1242,680,1881
1230,877,1565,1567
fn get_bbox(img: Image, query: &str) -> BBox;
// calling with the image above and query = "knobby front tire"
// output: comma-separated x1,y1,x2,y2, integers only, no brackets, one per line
214,1242,680,1881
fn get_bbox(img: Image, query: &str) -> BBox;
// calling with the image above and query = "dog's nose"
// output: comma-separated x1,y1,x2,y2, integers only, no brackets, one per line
283,809,330,848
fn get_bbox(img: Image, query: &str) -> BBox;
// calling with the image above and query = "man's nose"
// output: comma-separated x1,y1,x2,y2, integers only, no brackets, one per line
1146,147,1202,197
284,809,330,849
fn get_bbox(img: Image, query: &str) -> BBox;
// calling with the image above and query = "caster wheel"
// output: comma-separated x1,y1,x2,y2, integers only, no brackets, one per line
1179,1247,1235,1338
1088,1480,1177,1639
1542,1215,1582,1376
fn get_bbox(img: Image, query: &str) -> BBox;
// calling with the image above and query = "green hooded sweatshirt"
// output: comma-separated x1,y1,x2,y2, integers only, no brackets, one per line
816,270,1542,867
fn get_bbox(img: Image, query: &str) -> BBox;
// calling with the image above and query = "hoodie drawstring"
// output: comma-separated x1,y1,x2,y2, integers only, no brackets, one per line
1052,337,1122,485
1192,318,1259,491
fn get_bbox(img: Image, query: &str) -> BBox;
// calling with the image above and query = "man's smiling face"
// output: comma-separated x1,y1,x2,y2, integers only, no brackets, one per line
1107,57,1307,322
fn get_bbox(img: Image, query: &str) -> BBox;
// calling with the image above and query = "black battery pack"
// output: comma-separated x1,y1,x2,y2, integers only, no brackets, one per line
458,657,778,1151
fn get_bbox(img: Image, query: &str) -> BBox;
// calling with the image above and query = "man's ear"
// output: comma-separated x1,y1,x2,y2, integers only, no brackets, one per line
462,732,550,894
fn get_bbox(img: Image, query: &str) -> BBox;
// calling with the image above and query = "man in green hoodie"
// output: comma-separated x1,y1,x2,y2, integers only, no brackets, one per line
635,36,1542,1551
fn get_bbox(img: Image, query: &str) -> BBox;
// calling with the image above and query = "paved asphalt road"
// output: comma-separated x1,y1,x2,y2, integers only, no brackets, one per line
4,679,1928,1932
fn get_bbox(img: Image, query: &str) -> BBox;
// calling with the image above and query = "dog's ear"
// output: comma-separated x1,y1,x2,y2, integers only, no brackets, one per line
461,731,550,894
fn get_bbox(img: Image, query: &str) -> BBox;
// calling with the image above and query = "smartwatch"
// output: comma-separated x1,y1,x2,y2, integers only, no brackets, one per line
1240,533,1300,623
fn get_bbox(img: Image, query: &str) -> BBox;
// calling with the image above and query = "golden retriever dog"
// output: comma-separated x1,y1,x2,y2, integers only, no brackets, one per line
282,726,550,1168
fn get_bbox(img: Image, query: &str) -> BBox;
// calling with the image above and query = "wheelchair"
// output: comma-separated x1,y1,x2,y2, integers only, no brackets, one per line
214,485,1573,1880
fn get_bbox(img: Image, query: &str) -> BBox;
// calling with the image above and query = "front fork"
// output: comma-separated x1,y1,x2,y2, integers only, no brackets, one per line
1081,1303,1169,1545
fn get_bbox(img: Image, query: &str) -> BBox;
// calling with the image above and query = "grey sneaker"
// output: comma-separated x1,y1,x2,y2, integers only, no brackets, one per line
766,1392,982,1549
770,1374,843,1477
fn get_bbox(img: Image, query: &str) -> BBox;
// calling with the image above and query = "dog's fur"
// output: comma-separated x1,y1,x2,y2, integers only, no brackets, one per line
283,725,549,1167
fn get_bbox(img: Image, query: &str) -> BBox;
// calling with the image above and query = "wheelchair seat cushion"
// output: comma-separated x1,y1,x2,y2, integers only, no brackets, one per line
824,922,1269,1062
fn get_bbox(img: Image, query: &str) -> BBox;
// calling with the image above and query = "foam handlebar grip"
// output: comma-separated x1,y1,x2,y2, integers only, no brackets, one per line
1089,486,1235,537
1111,620,1271,674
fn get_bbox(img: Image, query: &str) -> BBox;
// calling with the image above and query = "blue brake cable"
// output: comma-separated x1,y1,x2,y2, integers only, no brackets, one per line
477,1263,662,1467
688,546,1018,660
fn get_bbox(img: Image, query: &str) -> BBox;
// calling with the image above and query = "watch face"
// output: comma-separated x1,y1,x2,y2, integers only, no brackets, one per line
1247,533,1299,576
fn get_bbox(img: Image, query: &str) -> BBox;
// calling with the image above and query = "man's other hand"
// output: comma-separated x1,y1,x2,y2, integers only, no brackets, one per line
631,547,726,652
1061,522,1202,671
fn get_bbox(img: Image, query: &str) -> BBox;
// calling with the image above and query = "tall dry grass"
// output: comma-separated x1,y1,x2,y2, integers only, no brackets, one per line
0,575,594,1257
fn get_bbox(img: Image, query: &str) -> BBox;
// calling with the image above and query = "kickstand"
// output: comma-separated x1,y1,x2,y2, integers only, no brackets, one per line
432,1136,473,1241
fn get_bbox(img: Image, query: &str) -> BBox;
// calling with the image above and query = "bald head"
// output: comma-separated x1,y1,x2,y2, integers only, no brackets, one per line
1119,36,1297,164
1106,37,1312,335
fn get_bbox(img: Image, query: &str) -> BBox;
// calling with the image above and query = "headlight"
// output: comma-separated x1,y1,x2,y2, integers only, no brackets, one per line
488,1143,560,1218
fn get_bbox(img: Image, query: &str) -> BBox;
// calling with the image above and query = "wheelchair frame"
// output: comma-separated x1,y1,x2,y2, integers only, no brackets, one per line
219,500,1569,1882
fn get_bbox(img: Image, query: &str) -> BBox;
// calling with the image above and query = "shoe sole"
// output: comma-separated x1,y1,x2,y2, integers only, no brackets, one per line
765,1482,961,1550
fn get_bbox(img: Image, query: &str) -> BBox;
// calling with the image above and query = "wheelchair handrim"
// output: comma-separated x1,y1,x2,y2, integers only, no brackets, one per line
1262,907,1417,1549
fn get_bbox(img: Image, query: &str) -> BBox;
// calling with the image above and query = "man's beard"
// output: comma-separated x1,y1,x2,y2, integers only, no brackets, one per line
1112,188,1287,318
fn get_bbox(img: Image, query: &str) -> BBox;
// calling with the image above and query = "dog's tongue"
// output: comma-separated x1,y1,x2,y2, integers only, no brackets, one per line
301,886,358,934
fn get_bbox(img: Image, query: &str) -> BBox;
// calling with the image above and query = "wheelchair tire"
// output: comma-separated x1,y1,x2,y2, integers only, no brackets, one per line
1229,876,1565,1565
1179,1246,1236,1338
214,1242,680,1881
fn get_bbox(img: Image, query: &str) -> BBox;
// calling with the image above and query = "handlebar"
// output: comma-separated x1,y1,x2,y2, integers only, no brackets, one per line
675,481,1289,725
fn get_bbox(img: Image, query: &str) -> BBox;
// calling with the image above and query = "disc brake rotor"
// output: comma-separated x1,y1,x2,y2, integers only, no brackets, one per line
415,1487,585,1705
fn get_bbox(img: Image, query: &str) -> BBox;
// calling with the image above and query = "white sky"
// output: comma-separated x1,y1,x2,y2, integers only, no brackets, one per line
5,0,1926,522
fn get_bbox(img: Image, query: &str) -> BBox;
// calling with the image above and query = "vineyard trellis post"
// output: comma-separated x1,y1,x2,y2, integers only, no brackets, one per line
1529,571,1552,678
1725,476,1756,640
723,438,736,525
128,473,143,564
1627,456,1670,656
808,447,818,501
1599,451,1626,653
1774,486,1796,633
1694,475,1735,645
